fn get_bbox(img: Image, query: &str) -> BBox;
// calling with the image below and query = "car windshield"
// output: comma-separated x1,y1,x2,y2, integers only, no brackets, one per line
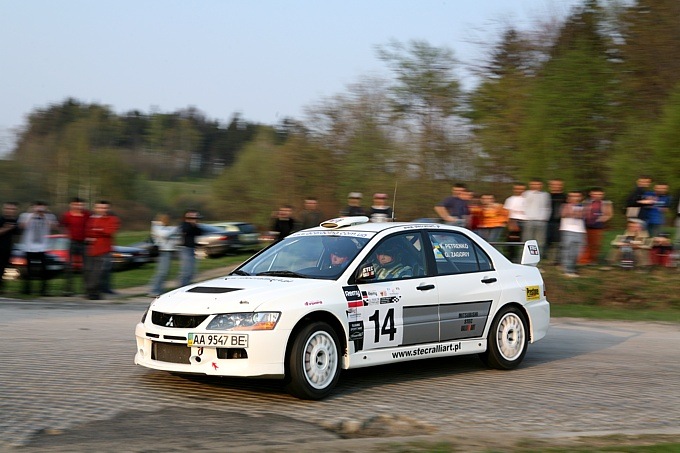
236,233,371,280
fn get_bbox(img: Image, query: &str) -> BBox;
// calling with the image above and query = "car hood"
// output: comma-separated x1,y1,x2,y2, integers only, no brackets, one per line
151,275,337,315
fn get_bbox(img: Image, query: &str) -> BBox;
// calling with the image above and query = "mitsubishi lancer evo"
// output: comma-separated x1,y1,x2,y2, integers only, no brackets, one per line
135,216,550,399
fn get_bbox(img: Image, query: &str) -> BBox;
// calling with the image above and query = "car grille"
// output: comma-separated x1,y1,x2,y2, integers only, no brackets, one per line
151,311,209,328
152,341,190,364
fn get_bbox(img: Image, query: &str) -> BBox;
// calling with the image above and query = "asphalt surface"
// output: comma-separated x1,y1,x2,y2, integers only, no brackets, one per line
1,278,679,451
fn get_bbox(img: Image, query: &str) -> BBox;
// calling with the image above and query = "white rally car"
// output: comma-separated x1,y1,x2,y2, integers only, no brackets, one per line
135,217,550,399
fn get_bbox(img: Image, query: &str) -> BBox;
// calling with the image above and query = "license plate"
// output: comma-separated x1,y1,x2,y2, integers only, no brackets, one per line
187,333,248,348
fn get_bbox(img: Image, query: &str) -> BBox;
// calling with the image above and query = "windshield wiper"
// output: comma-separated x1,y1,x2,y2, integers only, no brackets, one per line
257,270,308,278
231,270,250,276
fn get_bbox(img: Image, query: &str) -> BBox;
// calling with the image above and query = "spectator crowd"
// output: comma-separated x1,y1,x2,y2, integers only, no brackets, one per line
1,176,677,299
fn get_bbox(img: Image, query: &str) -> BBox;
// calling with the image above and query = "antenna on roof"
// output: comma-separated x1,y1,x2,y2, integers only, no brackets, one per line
391,181,398,221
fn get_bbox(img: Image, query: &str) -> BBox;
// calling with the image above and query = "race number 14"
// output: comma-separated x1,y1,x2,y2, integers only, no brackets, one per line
362,305,403,349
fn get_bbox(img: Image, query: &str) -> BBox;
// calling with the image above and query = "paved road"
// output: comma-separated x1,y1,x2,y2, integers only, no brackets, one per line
1,297,679,451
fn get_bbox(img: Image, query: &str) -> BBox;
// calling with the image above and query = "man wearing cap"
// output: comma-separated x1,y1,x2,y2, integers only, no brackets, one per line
368,193,393,223
608,218,651,268
340,192,366,217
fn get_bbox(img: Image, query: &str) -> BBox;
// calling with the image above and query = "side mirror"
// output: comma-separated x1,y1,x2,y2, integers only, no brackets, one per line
355,263,376,283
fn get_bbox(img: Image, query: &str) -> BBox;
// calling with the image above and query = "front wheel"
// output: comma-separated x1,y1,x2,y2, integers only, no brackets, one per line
479,306,528,370
285,322,341,400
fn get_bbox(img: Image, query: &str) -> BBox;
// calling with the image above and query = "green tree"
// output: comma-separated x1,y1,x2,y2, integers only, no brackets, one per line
648,82,680,192
377,40,467,184
617,0,680,117
468,28,538,182
517,0,620,189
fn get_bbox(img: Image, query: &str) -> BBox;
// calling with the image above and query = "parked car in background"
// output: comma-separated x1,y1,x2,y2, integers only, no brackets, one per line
2,244,66,281
195,222,261,258
128,236,160,259
47,234,152,272
110,244,153,271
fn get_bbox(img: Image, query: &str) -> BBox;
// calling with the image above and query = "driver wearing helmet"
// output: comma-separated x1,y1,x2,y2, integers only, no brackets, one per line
326,238,356,270
374,242,412,280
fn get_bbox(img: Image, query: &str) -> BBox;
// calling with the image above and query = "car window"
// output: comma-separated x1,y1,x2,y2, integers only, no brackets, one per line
199,225,224,234
428,232,493,275
364,233,427,281
238,234,370,280
239,224,256,234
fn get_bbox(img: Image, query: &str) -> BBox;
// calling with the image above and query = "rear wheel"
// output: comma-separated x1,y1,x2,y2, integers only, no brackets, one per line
479,306,528,370
285,322,340,400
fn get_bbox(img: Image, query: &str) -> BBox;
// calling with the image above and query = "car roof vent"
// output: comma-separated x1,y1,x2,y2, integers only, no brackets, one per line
320,216,369,229
187,287,243,294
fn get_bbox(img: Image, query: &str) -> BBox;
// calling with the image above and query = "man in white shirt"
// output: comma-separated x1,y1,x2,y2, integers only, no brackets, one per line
521,179,551,252
559,191,586,277
503,182,526,262
19,201,58,295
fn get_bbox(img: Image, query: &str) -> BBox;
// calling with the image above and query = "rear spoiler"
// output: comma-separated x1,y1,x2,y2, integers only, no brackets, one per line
488,240,541,266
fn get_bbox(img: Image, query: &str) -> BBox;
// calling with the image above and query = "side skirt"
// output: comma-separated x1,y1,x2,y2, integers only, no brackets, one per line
346,338,487,369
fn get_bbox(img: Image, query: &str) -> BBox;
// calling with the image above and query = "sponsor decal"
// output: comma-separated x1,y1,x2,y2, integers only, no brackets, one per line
348,321,364,340
528,244,539,255
402,224,442,230
346,307,361,322
392,342,462,358
343,285,362,302
380,296,401,304
360,264,375,279
304,300,323,306
212,362,219,371
292,230,373,238
460,324,475,332
526,285,540,301
361,290,380,305
458,311,479,318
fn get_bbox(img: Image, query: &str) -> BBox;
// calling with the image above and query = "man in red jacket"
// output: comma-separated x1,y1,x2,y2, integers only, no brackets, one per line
60,197,90,296
85,200,120,300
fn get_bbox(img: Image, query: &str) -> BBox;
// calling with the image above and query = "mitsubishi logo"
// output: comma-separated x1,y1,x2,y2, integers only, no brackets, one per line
165,316,174,327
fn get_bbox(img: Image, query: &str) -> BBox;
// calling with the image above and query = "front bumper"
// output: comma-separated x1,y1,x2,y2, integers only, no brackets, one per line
134,322,287,378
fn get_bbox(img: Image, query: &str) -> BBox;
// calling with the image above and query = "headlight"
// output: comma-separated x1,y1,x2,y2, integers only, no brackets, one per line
141,302,154,323
207,312,280,331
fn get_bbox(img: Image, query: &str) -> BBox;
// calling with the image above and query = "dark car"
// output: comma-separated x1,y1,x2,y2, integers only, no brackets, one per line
195,222,261,258
128,237,159,259
46,234,152,272
110,245,153,271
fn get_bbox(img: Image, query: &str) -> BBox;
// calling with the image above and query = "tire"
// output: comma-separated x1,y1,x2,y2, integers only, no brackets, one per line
285,322,341,400
479,306,528,370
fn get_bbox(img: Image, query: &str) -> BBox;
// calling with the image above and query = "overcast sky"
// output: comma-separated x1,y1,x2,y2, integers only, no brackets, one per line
0,0,583,152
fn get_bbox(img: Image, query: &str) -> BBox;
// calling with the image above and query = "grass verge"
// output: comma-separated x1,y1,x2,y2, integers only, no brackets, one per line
542,262,680,322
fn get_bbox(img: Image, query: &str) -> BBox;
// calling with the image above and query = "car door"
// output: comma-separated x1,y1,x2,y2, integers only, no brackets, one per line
352,232,440,352
426,231,502,341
